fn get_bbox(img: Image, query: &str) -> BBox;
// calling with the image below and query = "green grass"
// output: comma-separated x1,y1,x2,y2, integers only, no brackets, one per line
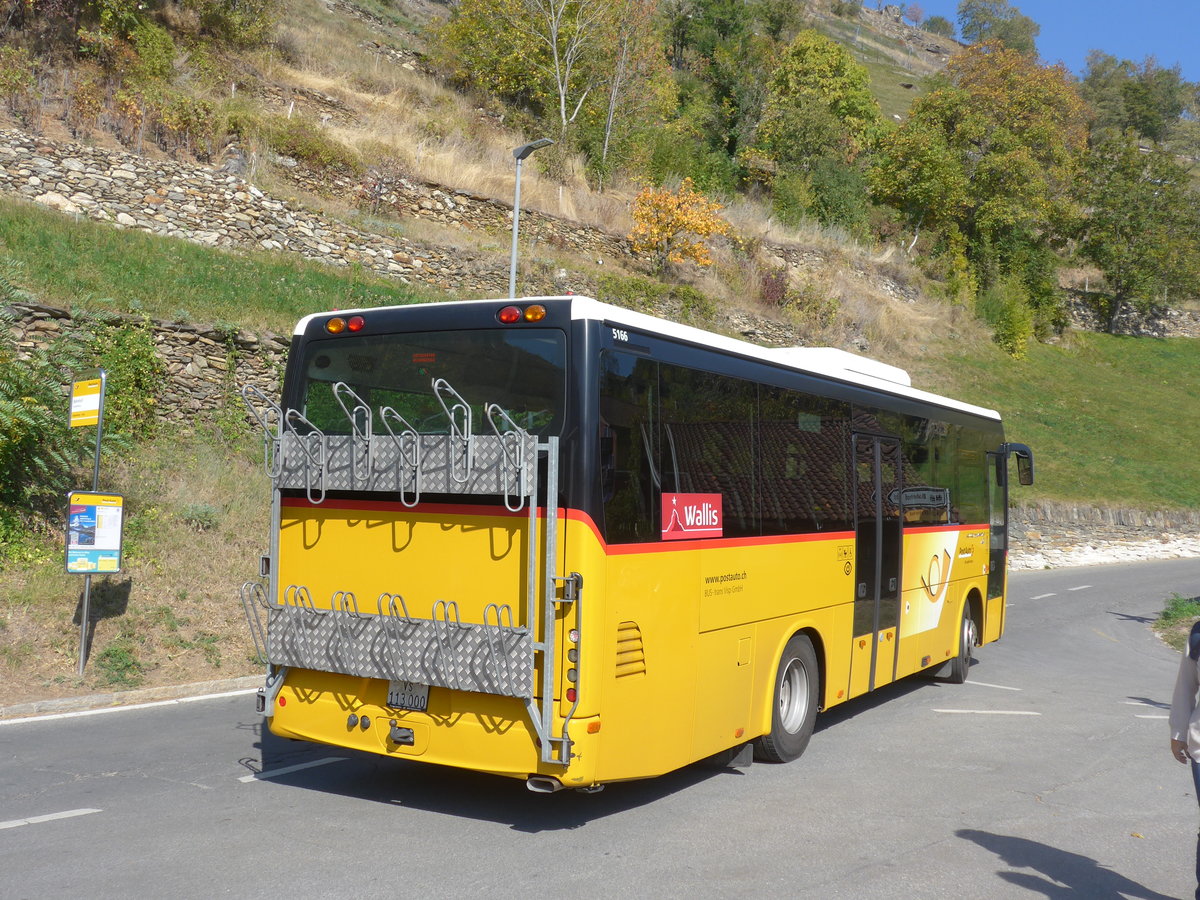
815,17,933,122
924,333,1200,509
0,197,442,333
1154,593,1200,651
3,191,1198,514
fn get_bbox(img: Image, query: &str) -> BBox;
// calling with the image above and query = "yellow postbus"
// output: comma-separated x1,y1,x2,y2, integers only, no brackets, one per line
241,296,1033,792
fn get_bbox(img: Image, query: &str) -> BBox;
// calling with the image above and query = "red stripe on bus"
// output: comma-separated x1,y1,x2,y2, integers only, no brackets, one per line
280,497,854,553
902,524,989,535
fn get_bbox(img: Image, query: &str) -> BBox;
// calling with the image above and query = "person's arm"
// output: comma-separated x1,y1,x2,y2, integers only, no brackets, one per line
1170,646,1199,763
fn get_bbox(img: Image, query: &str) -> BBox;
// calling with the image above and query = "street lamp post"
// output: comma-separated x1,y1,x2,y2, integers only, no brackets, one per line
509,138,554,299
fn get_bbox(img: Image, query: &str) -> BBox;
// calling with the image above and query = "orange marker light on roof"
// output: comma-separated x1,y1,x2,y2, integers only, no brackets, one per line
325,317,347,334
498,305,522,324
523,304,547,322
347,315,365,332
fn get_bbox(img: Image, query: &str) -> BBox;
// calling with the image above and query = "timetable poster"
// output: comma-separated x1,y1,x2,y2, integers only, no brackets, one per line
66,492,124,574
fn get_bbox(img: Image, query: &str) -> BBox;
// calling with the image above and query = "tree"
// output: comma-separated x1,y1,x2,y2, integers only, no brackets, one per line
591,0,675,188
869,42,1087,329
868,120,968,249
1074,133,1200,332
754,29,880,166
1082,52,1189,144
510,0,610,142
628,177,732,271
957,0,1039,55
904,4,925,26
922,15,954,38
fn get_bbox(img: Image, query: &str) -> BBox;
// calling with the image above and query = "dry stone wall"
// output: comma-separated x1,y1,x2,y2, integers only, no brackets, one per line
0,129,517,297
7,301,288,424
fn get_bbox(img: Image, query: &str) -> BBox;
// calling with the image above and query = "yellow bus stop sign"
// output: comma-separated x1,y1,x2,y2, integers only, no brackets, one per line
69,374,103,428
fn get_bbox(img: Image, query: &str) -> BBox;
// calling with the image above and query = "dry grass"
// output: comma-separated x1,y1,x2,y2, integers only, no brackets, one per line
0,427,269,708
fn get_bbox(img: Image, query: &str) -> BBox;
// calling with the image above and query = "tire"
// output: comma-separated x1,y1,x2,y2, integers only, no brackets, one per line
946,604,977,684
754,634,819,763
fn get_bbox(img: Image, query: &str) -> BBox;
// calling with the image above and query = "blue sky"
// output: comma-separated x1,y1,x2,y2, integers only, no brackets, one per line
908,1,1199,83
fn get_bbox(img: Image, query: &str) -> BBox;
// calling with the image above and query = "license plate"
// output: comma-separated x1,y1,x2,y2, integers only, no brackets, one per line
387,680,429,712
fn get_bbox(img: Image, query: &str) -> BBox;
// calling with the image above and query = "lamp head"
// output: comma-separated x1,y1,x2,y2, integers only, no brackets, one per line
513,138,554,160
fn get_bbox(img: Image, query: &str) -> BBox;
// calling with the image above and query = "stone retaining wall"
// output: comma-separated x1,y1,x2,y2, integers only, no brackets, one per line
7,301,288,423
0,129,517,297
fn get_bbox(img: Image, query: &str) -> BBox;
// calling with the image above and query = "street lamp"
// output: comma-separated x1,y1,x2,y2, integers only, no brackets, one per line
509,138,554,299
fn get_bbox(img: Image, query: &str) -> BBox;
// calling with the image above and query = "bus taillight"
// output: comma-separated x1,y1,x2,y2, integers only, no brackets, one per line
498,305,522,324
347,315,365,332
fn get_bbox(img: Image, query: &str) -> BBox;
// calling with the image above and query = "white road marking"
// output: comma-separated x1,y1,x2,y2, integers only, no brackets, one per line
965,680,1022,691
1136,715,1169,720
239,757,347,783
1069,585,1093,591
1031,593,1056,600
932,709,1041,716
0,689,258,727
0,808,101,830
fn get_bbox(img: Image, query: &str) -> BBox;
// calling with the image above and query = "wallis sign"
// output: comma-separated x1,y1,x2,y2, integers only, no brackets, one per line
661,493,723,541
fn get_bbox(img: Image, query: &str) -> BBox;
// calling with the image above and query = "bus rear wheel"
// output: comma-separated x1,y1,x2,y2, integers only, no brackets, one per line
754,634,819,763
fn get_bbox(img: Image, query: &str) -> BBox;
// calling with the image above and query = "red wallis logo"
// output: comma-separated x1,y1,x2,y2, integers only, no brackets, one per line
661,493,723,540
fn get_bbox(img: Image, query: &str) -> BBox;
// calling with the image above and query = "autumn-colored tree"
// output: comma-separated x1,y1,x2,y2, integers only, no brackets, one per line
628,177,732,271
1074,133,1200,332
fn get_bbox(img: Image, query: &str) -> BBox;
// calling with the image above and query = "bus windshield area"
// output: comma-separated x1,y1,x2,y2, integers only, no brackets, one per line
296,328,567,436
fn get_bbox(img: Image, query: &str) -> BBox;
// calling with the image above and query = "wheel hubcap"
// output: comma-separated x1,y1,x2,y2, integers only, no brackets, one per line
779,659,809,733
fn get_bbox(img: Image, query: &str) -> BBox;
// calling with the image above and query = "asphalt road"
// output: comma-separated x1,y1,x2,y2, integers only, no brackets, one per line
4,559,1200,899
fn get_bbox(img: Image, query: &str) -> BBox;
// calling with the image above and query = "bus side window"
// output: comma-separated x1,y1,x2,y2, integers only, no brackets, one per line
599,352,658,543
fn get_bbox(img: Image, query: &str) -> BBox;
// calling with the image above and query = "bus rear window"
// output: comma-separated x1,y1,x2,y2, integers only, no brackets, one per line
295,328,566,436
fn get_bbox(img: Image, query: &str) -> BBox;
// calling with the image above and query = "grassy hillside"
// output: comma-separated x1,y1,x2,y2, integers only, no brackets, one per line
2,177,1197,706
4,191,1197,514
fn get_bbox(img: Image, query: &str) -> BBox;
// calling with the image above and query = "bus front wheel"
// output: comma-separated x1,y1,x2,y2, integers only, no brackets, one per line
754,634,819,763
946,604,976,684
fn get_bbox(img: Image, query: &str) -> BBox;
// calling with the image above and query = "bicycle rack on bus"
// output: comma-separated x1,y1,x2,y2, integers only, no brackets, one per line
239,377,581,766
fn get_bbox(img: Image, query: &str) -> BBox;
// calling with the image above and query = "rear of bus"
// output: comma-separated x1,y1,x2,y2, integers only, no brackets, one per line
242,298,599,789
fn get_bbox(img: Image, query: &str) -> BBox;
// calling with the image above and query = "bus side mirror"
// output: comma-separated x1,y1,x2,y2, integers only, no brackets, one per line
1004,443,1035,486
1016,453,1033,486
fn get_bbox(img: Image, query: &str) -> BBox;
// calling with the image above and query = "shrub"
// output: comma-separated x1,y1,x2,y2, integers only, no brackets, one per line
180,502,220,532
130,21,176,83
89,318,165,436
265,115,363,176
67,67,105,137
185,0,278,47
629,178,732,272
0,47,35,110
978,276,1034,359
760,267,790,306
0,264,89,513
772,172,814,228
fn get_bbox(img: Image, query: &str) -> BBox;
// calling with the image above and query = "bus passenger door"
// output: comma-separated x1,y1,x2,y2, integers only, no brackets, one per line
850,434,902,696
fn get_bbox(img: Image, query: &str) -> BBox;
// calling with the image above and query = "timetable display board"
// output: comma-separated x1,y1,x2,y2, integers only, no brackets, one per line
66,492,125,574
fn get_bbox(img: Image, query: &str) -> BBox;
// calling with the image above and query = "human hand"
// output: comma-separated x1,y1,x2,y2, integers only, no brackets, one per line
1172,738,1190,763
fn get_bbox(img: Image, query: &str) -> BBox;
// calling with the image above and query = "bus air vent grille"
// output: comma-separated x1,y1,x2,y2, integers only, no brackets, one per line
615,621,646,677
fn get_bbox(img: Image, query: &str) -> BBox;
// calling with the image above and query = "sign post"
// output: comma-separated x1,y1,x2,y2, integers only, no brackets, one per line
68,369,109,675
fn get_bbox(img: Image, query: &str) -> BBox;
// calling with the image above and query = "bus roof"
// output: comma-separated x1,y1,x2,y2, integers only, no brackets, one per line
293,296,1001,422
